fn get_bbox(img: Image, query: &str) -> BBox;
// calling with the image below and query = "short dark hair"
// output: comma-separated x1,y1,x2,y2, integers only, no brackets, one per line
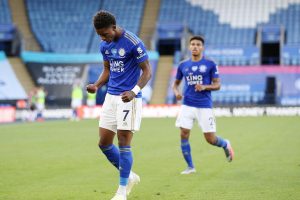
190,35,205,45
93,10,116,29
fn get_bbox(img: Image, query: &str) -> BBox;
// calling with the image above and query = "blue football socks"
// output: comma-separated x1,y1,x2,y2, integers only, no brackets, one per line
99,144,120,169
181,139,194,168
119,146,133,186
214,136,228,148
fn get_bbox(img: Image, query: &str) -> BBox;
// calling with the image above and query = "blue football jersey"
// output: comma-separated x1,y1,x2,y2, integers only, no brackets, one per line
100,30,148,98
176,57,219,108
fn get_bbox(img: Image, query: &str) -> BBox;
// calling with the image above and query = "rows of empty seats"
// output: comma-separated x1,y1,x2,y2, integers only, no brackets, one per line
0,0,12,24
159,0,256,46
263,3,300,45
187,0,300,28
89,0,145,53
159,0,300,46
26,0,145,53
26,0,100,53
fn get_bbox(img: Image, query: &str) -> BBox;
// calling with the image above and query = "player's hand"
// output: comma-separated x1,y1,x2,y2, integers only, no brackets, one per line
175,93,183,101
121,91,136,102
86,84,98,93
195,84,206,92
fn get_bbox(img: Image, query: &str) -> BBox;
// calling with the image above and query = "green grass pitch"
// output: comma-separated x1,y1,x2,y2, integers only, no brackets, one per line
0,117,300,200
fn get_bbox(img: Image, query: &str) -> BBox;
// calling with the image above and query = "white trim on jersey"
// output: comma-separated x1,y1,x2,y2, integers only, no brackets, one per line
124,32,139,45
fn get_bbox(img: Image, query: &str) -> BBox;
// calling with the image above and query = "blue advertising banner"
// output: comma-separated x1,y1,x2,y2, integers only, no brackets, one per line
217,67,300,105
167,65,300,105
204,46,260,65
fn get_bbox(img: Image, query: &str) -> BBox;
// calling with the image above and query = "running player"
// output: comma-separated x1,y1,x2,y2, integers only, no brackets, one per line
173,35,234,175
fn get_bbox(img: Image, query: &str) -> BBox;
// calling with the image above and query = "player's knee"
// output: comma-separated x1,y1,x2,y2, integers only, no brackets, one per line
98,139,111,147
204,133,216,145
118,137,128,146
206,138,215,145
180,128,190,139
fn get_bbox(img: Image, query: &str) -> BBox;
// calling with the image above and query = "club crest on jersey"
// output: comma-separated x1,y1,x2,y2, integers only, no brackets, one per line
118,48,126,57
192,66,198,71
111,48,117,55
199,65,207,73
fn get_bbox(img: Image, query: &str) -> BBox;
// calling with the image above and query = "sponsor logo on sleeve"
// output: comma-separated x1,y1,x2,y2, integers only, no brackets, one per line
136,46,146,59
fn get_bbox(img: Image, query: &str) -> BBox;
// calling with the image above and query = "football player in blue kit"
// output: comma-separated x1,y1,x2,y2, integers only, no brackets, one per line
173,36,234,175
86,11,151,200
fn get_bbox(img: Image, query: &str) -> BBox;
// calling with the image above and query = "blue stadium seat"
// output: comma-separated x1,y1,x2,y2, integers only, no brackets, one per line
0,0,12,24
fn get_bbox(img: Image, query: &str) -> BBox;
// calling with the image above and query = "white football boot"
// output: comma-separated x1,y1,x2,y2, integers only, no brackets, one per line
180,167,196,175
126,172,140,195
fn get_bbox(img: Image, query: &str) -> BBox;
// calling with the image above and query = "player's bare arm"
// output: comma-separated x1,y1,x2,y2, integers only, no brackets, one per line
195,78,221,92
86,60,110,93
172,79,183,100
121,60,152,102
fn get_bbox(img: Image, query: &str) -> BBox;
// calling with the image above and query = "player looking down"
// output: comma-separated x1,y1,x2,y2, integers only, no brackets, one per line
87,10,152,200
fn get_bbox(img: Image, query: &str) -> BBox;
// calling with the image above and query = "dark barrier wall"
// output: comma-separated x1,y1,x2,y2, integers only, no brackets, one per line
22,51,160,106
26,62,85,105
22,52,104,106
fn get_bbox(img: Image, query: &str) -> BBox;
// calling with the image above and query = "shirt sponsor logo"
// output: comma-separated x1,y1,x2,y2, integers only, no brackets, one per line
110,60,125,72
186,73,203,85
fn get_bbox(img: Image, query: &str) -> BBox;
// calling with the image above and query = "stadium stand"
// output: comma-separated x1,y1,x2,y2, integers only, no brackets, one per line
158,0,300,65
159,0,256,46
89,0,145,53
9,0,41,51
26,0,101,53
0,0,12,24
25,0,145,53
